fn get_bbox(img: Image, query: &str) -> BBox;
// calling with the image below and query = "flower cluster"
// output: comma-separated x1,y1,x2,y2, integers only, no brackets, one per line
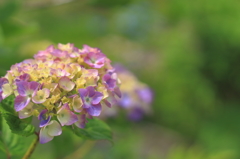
101,64,153,121
0,44,121,143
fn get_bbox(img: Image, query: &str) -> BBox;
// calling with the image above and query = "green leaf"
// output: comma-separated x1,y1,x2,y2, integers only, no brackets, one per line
3,113,35,137
0,95,16,115
69,118,112,141
0,95,34,137
0,114,26,157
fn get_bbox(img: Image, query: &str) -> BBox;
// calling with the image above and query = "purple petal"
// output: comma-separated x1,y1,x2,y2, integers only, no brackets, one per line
39,127,53,144
136,87,153,104
57,104,78,126
29,81,40,96
105,93,118,107
86,113,93,119
16,81,29,96
114,87,121,98
118,93,132,108
0,78,8,91
39,116,51,127
86,86,95,97
82,103,91,109
0,92,3,102
103,73,111,81
78,88,88,98
75,114,86,128
86,103,102,116
17,81,39,96
114,64,127,73
14,95,31,111
103,99,111,108
103,74,116,90
39,109,51,128
91,92,103,105
128,107,144,121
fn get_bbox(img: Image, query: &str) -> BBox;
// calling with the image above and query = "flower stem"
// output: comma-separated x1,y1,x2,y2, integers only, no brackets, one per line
22,134,39,159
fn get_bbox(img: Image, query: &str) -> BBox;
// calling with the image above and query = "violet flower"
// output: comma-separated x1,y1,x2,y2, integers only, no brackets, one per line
79,86,103,116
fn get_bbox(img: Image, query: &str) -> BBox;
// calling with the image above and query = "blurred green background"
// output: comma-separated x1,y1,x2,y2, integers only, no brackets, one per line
1,0,240,158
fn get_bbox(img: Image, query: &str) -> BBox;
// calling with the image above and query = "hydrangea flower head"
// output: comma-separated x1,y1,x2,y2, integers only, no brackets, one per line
101,64,153,121
0,43,121,144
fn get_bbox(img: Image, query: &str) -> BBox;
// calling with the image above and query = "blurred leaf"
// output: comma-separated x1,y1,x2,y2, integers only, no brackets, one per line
0,114,26,157
0,25,4,45
0,95,16,115
88,0,131,8
3,113,35,137
69,118,112,141
0,1,19,22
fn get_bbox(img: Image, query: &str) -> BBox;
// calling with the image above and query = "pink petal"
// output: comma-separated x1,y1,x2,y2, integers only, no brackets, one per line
84,53,105,68
57,104,78,126
59,76,75,91
19,73,30,81
51,49,68,58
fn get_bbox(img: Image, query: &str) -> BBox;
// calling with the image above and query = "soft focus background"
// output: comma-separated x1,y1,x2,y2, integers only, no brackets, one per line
1,0,240,158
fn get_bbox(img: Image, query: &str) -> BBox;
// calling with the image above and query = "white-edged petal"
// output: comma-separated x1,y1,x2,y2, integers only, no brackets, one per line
39,127,53,144
47,120,62,136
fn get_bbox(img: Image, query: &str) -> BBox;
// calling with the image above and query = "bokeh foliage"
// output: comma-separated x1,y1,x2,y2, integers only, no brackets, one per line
1,0,240,158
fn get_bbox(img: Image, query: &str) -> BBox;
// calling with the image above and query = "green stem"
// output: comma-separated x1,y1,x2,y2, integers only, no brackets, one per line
22,134,39,159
